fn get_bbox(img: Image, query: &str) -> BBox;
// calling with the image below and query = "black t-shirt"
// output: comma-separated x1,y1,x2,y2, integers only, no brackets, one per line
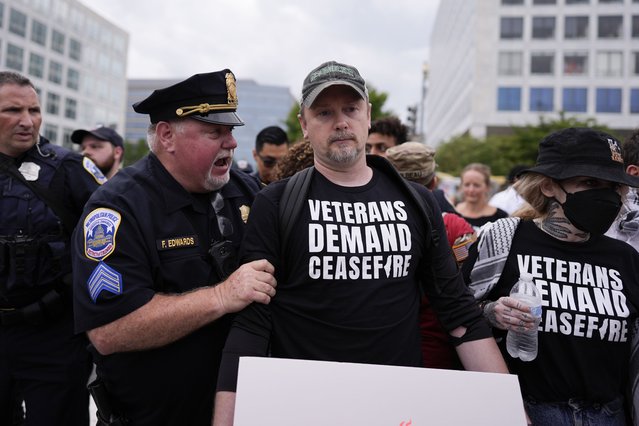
462,208,508,231
72,154,258,425
217,164,492,391
471,220,639,403
432,188,457,214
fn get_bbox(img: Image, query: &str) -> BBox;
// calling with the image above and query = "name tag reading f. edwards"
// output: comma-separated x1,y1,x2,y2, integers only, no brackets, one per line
156,235,199,251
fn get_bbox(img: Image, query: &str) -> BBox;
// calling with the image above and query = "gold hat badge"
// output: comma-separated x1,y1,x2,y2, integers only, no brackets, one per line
175,72,239,117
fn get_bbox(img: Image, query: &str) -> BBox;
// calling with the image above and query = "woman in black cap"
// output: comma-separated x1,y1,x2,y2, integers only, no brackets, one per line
463,127,639,425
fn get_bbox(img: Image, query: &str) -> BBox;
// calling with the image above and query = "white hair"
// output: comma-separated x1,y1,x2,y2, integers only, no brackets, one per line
146,123,158,152
146,121,186,152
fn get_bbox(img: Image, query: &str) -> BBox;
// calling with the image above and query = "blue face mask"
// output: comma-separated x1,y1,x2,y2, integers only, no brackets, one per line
557,184,622,235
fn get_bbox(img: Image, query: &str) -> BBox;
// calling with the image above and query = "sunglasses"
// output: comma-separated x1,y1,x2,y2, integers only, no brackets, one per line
257,154,279,168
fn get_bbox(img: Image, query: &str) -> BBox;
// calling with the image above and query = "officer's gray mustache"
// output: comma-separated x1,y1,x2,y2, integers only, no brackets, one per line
214,150,233,162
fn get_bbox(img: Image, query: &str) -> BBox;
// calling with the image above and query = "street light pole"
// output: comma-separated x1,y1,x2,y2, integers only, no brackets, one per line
419,62,429,142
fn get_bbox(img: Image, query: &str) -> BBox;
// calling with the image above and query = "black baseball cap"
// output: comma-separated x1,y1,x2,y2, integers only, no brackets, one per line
522,127,639,187
71,126,124,149
132,69,244,126
300,61,368,108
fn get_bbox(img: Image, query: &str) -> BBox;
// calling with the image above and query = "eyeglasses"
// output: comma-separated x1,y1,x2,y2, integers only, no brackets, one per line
211,192,234,238
257,153,279,168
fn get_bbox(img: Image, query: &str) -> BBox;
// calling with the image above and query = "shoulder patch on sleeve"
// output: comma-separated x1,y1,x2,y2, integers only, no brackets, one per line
87,261,123,302
83,157,108,185
84,207,122,261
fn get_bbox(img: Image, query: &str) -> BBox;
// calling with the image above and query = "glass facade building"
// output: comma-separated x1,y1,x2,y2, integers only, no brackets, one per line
126,78,295,167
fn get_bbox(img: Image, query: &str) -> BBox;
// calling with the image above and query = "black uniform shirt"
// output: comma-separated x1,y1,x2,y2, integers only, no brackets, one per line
72,153,258,425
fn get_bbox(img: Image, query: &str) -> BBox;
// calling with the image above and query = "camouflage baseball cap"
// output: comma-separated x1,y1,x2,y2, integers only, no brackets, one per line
300,61,368,108
386,142,437,186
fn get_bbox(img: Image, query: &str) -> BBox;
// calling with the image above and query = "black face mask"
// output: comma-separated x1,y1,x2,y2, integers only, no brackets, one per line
557,184,622,235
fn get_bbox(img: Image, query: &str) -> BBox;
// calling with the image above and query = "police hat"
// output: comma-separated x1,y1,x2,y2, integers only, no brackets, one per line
132,69,244,126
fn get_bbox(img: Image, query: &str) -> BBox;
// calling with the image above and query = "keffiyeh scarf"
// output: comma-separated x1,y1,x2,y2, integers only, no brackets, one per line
468,217,520,301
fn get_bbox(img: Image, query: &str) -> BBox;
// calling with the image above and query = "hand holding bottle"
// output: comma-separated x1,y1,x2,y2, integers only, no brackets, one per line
482,296,540,332
506,273,542,361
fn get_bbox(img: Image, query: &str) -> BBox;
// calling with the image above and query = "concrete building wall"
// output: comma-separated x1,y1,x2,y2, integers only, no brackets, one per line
426,0,639,146
0,0,128,148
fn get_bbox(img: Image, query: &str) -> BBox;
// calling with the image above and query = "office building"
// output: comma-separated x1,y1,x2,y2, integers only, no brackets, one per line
0,0,128,148
126,78,295,166
426,0,639,146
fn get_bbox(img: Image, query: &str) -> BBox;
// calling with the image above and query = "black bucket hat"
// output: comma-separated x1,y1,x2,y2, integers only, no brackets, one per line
521,127,639,187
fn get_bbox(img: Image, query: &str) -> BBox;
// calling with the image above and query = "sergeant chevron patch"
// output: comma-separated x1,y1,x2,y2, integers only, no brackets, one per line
87,261,123,302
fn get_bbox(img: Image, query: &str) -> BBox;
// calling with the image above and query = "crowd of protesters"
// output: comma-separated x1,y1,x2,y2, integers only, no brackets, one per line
1,62,638,426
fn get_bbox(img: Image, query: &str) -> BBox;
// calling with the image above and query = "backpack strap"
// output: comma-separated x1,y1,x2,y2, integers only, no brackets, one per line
277,155,441,257
278,166,314,256
366,154,439,249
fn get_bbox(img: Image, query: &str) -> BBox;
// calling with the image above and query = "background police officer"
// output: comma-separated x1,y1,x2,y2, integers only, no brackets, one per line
71,126,125,179
72,70,276,426
0,72,103,425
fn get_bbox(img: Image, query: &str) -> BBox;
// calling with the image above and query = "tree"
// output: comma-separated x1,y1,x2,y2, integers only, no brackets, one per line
123,139,150,166
284,85,393,143
436,113,612,176
285,105,303,143
368,84,393,120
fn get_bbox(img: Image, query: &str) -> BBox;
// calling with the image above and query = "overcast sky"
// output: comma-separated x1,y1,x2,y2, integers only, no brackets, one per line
81,0,441,121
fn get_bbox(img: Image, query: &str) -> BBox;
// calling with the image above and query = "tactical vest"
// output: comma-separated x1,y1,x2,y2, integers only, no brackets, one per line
0,143,74,305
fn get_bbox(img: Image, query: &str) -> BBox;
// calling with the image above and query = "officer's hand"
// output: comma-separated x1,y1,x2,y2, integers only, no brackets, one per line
212,259,276,313
483,297,539,332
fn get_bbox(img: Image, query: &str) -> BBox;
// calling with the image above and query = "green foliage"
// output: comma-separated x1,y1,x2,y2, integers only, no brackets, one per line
436,114,611,176
435,135,511,176
284,85,393,143
123,139,150,166
368,84,392,120
285,105,303,143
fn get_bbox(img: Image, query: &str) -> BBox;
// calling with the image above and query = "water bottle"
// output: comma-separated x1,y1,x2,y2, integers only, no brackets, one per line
506,272,542,361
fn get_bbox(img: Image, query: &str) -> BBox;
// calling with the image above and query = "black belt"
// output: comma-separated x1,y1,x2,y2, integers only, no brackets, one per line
0,289,65,326
524,395,623,411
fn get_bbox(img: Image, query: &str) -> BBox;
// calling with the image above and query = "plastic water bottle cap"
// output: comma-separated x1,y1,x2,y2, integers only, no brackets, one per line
519,272,534,282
